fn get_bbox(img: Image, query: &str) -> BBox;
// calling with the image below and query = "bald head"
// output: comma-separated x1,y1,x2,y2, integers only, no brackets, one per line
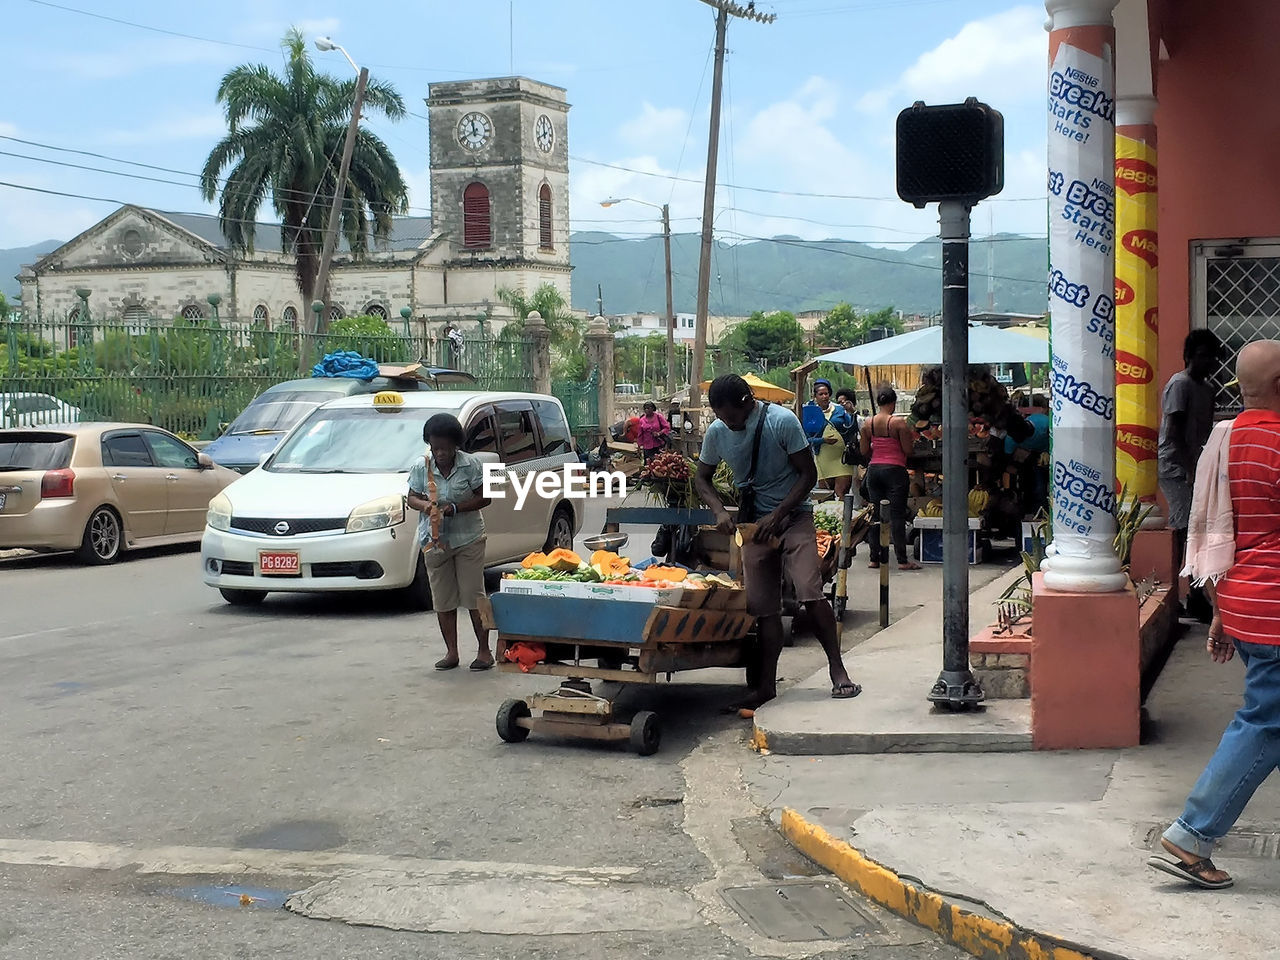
1236,340,1280,411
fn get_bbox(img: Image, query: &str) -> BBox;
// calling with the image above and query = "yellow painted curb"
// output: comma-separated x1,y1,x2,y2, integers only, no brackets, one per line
779,808,1120,960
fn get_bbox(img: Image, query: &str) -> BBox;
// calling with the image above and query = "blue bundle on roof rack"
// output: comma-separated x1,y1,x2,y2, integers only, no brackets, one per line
312,351,379,380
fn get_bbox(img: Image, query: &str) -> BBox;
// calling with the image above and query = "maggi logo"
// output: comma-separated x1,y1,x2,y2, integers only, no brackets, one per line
1115,350,1153,385
1115,278,1135,306
1123,230,1158,268
1116,424,1158,462
1115,157,1157,195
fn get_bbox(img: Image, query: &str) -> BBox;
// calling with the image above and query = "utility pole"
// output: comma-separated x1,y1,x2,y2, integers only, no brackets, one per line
662,202,675,392
688,0,775,426
312,66,369,341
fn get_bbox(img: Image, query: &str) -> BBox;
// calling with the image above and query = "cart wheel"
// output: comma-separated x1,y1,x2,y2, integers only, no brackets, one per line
629,711,661,756
496,699,531,743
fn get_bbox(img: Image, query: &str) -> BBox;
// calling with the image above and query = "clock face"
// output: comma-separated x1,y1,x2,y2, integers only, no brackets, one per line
457,112,492,151
535,114,554,153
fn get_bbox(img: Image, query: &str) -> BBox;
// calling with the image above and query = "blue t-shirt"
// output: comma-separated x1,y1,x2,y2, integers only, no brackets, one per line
1005,412,1051,455
699,401,813,515
407,449,486,548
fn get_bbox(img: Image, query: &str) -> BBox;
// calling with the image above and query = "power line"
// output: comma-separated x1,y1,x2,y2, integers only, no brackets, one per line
568,154,1048,203
0,136,434,214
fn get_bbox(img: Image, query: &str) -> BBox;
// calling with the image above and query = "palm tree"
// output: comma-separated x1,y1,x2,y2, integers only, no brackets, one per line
200,28,409,320
497,283,582,347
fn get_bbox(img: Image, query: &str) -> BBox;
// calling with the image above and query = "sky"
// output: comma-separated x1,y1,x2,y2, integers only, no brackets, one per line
2,0,1052,252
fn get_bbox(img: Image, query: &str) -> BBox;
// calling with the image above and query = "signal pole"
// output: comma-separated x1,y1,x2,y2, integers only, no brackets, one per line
687,0,775,427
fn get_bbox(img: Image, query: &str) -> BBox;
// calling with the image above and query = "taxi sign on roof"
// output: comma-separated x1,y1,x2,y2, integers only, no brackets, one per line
373,391,405,409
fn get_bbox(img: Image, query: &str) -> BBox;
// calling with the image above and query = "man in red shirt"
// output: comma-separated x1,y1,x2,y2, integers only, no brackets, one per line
1148,340,1280,890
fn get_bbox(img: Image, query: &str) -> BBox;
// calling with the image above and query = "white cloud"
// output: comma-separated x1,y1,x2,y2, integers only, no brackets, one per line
858,6,1047,112
296,18,342,37
619,103,689,148
37,38,234,80
99,112,228,147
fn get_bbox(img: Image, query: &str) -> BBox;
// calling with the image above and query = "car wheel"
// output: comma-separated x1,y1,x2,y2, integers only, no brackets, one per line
76,506,122,564
629,710,661,756
543,504,575,553
402,551,434,611
220,588,267,606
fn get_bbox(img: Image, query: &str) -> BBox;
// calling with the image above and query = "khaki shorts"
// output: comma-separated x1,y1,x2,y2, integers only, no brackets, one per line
424,537,486,612
740,512,824,617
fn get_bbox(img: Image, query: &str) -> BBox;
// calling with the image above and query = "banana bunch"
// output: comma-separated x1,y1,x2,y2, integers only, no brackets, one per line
921,499,944,518
968,488,990,517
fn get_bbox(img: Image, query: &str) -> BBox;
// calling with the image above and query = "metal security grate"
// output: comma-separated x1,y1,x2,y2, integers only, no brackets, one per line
1195,241,1280,415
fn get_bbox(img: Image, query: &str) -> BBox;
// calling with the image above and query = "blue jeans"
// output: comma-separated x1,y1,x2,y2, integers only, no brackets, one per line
1164,640,1280,857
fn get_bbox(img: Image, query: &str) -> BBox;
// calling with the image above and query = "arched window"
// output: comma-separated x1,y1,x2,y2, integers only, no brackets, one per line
539,183,553,251
328,304,345,322
282,305,298,327
180,304,204,321
252,304,269,325
364,302,388,319
463,182,491,249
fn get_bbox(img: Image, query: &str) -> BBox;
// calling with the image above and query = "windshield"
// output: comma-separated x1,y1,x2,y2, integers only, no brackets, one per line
228,400,333,435
227,391,348,435
266,407,445,474
0,432,75,471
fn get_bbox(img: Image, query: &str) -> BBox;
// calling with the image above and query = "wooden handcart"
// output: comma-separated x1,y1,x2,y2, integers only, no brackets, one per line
485,507,757,756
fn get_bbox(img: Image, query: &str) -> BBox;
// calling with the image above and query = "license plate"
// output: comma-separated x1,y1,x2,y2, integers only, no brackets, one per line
258,551,300,576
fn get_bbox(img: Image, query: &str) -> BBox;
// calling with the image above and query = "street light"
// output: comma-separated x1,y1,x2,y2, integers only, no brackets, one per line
600,197,676,394
307,34,370,370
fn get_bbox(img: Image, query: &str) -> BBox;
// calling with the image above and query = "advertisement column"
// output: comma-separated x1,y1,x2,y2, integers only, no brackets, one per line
1042,0,1128,592
1114,96,1160,511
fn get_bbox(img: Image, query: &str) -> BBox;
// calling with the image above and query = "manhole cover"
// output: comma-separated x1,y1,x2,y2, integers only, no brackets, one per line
721,880,881,942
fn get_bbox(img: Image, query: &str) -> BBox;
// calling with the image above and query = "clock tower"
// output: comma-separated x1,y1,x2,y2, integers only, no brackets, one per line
426,78,571,305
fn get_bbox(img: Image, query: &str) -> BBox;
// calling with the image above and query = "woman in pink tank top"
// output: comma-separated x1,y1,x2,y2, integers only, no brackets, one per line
859,384,920,569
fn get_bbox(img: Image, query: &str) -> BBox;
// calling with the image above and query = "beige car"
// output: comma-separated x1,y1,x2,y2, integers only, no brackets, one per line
0,423,239,563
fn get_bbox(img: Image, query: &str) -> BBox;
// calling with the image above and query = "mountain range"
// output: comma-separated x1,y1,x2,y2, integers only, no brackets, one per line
2,232,1049,319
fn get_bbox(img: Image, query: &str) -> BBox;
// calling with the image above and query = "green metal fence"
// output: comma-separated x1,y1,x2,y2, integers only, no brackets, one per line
1,316,538,440
552,367,600,442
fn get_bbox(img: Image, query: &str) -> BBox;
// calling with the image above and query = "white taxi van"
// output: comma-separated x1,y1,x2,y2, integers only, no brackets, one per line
200,390,583,607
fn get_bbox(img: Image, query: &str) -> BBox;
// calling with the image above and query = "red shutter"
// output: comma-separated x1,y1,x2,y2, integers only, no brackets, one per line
463,182,491,249
539,183,553,250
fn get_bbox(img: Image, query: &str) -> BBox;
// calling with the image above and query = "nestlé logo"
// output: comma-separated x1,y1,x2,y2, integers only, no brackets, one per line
1123,230,1158,268
1115,350,1153,385
1115,158,1157,195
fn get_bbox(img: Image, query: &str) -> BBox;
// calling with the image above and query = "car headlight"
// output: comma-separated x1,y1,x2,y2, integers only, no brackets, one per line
347,495,405,533
207,493,232,532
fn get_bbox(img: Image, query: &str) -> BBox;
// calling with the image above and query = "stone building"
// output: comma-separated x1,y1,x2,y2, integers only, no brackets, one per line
17,77,572,335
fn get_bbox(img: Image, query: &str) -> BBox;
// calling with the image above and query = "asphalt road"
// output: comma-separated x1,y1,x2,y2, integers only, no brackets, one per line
0,497,966,960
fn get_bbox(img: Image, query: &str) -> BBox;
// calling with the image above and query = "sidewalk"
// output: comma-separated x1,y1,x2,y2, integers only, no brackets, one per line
748,585,1280,959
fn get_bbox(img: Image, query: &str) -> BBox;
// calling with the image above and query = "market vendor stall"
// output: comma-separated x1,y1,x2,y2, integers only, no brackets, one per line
803,325,1050,554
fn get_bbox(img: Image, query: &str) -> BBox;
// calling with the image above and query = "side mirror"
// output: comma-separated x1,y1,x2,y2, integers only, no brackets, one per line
218,422,230,435
197,453,215,470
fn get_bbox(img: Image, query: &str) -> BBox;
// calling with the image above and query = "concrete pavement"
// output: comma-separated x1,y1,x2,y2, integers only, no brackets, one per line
746,568,1280,959
0,497,969,960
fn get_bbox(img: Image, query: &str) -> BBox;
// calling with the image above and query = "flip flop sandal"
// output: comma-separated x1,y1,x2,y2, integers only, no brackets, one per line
899,562,923,571
469,658,495,671
1146,855,1234,889
434,658,460,671
832,682,862,699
